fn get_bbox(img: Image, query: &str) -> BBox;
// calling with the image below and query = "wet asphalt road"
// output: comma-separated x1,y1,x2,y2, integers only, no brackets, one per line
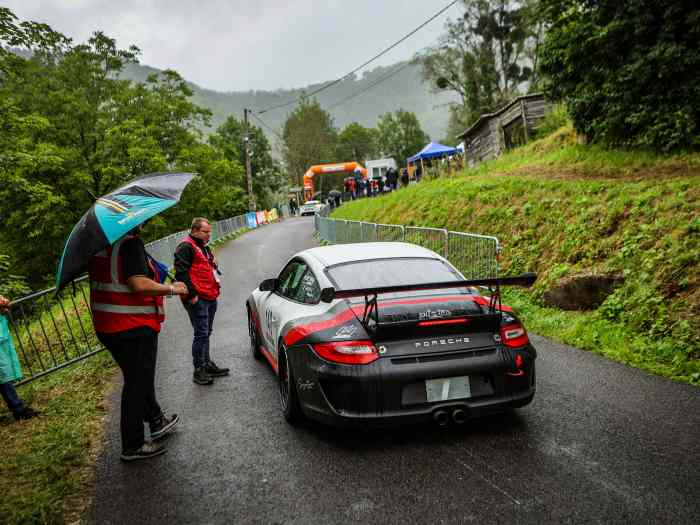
89,217,700,525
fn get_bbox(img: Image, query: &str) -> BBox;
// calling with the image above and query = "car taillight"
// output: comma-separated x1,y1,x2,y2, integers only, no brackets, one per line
313,340,379,365
500,323,529,348
417,318,469,327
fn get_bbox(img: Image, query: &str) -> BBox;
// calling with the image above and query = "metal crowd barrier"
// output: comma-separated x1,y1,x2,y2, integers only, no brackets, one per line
6,211,269,385
315,212,500,280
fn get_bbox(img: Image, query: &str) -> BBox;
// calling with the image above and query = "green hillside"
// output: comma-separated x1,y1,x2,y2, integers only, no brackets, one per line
331,125,700,384
122,61,457,142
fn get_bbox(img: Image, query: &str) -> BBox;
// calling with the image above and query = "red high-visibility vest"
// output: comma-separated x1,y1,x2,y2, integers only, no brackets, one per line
182,236,220,301
88,235,165,333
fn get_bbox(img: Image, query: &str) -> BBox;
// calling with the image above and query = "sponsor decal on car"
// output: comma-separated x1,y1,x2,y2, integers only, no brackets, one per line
418,309,452,320
332,324,359,339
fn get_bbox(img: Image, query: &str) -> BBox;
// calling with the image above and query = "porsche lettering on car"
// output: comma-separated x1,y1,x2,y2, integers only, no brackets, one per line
246,242,537,427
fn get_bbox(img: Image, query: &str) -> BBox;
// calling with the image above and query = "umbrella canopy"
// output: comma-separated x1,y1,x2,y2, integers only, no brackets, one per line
328,189,342,196
55,172,197,291
407,142,460,163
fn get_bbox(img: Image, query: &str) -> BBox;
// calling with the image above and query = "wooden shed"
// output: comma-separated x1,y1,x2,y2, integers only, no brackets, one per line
457,94,551,165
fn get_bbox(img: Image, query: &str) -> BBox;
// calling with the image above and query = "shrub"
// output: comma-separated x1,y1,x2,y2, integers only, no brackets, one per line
539,0,700,152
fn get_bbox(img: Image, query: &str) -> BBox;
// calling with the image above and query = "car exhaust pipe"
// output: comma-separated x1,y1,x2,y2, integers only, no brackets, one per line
451,408,467,425
433,410,449,426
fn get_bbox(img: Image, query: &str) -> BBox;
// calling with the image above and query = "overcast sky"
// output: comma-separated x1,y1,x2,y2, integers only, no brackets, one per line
6,1,461,92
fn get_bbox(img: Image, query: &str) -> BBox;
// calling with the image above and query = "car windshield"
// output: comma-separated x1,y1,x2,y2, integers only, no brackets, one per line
326,257,464,292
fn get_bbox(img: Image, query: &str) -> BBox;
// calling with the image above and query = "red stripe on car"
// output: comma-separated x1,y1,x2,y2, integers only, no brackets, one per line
283,308,358,347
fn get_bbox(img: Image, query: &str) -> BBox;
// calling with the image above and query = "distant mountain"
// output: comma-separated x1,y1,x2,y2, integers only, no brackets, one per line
121,61,458,146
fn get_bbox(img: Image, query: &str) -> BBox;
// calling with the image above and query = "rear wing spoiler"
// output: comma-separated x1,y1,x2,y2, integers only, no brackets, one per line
325,272,537,300
321,272,537,330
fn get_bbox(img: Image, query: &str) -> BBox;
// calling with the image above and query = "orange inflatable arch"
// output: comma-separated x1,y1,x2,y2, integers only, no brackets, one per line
303,162,367,201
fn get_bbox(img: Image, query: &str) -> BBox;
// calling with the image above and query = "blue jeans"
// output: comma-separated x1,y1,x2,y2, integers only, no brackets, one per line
0,381,25,416
187,298,217,369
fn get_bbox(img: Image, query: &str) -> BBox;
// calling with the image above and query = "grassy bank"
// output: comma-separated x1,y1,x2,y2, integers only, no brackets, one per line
332,127,699,384
0,352,116,524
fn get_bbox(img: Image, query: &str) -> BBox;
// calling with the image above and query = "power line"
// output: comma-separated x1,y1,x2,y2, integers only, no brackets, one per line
255,0,460,115
326,61,413,110
250,111,284,142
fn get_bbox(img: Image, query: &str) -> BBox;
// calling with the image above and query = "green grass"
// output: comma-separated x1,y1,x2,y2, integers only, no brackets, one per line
0,351,117,525
332,125,700,385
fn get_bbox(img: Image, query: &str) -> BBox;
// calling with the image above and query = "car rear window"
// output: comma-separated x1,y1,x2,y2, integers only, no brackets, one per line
326,258,462,290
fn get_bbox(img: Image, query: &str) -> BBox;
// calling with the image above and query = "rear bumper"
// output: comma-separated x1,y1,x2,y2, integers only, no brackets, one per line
288,344,536,428
304,388,535,428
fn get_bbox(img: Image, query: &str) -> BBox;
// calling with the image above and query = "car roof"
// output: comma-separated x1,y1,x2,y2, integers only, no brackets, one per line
303,242,441,268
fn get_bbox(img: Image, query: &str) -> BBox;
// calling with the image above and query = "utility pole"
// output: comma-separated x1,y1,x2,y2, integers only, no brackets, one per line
243,108,256,211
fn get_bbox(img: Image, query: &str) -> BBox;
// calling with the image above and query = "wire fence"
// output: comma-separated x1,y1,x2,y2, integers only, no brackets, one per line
6,210,282,385
315,211,500,280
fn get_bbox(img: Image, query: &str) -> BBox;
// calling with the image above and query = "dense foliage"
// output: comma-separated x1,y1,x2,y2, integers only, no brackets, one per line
539,0,700,151
0,8,275,291
419,0,544,138
282,98,338,188
208,116,284,209
335,122,378,162
376,110,429,164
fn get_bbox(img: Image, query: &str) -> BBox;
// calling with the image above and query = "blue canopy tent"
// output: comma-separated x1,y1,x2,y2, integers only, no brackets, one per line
407,142,460,181
407,142,460,164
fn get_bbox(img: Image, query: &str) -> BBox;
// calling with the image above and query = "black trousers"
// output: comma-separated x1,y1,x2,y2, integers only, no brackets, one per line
97,329,162,452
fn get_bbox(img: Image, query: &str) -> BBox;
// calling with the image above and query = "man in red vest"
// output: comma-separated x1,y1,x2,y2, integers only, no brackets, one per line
174,217,229,385
88,227,189,461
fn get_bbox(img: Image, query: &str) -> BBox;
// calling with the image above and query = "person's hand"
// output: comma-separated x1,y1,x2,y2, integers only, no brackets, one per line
188,295,199,305
171,282,188,296
0,295,9,314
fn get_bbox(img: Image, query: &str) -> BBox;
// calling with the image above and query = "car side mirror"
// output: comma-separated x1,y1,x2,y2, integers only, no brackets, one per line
320,287,336,303
259,278,277,292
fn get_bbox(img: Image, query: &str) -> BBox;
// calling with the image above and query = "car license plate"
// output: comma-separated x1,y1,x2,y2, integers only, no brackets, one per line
425,376,471,402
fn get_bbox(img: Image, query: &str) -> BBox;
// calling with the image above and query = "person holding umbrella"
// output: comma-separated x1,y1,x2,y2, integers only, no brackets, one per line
56,172,197,461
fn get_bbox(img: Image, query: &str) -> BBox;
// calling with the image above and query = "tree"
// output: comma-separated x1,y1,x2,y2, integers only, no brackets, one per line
208,115,284,209
282,97,337,187
418,0,540,137
336,122,378,162
376,110,429,163
539,0,700,151
0,8,227,288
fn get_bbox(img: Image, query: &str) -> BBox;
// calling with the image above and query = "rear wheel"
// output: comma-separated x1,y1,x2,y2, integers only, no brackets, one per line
248,310,262,360
278,345,303,424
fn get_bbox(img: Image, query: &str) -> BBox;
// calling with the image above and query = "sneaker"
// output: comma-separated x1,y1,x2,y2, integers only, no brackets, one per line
150,413,180,441
120,442,166,462
193,367,214,385
204,361,230,377
13,407,39,421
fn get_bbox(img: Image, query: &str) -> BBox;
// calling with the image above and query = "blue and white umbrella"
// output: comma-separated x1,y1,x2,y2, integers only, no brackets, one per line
55,172,196,291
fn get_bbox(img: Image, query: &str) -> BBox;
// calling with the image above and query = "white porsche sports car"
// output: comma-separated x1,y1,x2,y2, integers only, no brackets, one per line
246,242,537,427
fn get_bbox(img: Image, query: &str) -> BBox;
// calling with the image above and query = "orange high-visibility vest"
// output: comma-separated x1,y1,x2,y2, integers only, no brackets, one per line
88,235,165,333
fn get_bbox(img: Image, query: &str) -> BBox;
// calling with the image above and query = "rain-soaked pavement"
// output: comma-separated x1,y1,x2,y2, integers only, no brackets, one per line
89,217,700,524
